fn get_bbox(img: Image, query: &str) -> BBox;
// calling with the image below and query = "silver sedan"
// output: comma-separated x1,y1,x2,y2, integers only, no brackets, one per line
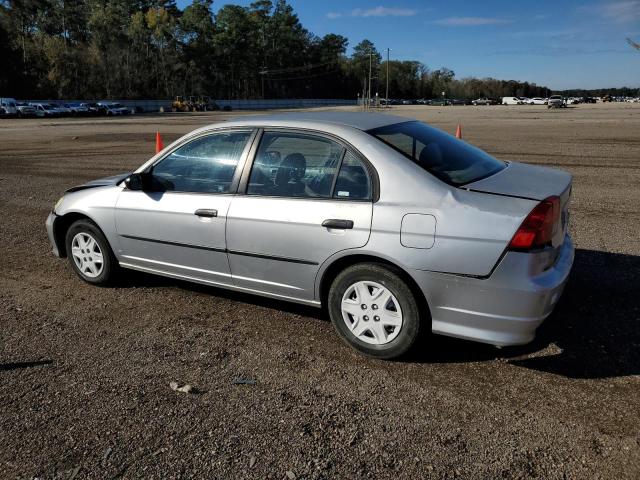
46,112,574,359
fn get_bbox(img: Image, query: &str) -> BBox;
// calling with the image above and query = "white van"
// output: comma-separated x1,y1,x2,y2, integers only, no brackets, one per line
30,103,59,117
0,97,18,115
501,97,523,105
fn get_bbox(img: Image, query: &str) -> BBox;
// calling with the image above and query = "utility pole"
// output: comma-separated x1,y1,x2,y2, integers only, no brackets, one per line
385,48,390,107
368,52,372,110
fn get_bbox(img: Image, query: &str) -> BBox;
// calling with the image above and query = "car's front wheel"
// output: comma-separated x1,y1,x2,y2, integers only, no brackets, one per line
65,219,118,285
328,263,423,359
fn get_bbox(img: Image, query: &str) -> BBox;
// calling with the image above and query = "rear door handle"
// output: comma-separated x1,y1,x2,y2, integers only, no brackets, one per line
322,219,354,229
195,208,218,218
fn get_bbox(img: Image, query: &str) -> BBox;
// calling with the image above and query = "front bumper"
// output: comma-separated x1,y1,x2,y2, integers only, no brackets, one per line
46,211,62,257
413,235,575,346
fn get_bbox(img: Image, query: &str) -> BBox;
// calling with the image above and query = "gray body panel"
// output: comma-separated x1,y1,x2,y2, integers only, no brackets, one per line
226,196,372,300
48,112,574,346
115,191,233,285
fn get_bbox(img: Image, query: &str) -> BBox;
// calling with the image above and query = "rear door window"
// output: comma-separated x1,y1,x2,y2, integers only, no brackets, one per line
247,132,344,198
333,151,372,200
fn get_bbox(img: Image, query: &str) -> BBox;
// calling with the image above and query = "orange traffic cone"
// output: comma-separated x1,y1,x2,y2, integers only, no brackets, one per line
455,124,462,139
155,131,164,153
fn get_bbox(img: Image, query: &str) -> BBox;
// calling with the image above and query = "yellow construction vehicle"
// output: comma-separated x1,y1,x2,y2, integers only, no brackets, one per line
172,96,192,112
172,95,229,112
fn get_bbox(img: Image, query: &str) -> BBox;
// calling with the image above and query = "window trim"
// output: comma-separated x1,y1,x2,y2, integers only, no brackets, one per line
141,128,258,195
237,127,378,202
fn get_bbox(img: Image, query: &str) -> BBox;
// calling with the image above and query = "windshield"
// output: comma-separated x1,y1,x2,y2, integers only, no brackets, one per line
368,121,506,186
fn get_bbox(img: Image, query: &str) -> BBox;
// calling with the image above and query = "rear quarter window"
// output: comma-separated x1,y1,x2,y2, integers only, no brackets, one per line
368,121,505,186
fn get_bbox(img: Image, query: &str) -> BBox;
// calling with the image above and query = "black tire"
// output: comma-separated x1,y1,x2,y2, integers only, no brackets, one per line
65,219,119,286
328,263,423,359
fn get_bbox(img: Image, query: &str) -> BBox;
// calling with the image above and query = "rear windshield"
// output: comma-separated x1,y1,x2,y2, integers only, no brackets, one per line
367,121,505,186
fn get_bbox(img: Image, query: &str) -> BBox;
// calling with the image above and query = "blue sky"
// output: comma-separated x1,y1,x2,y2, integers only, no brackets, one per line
176,1,640,89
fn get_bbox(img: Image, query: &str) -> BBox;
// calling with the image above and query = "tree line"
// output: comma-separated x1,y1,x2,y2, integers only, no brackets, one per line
0,0,593,101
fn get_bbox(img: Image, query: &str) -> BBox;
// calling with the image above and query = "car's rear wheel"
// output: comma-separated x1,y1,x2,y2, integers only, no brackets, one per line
328,263,422,359
65,219,118,285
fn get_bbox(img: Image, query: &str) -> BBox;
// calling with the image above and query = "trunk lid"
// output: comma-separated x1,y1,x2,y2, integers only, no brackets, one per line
463,161,571,201
463,161,572,249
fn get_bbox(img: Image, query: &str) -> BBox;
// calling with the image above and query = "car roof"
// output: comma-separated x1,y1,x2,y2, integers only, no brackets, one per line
217,111,412,131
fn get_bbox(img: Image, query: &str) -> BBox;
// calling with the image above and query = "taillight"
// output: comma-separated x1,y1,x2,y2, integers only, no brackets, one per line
509,196,560,251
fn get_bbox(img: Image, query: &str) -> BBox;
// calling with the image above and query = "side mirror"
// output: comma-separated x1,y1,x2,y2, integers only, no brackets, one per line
125,173,145,191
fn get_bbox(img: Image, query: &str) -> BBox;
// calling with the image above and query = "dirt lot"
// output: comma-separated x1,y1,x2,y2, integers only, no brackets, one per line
1,103,639,479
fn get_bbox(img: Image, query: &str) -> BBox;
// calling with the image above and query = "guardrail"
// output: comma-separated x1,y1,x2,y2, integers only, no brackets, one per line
22,98,358,112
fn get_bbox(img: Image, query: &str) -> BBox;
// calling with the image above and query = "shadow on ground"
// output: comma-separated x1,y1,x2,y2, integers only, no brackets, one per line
115,248,640,380
417,249,640,379
0,360,53,372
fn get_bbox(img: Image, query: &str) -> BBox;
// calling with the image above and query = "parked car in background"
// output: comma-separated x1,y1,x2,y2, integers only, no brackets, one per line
472,98,496,105
98,102,130,115
547,95,567,108
30,103,59,117
15,102,36,117
79,102,103,114
430,98,451,106
0,97,18,116
519,97,531,104
51,104,72,116
46,112,574,359
65,103,91,115
529,97,547,105
501,97,523,105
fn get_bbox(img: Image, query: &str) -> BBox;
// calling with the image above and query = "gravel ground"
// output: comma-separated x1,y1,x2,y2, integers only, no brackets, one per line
0,103,639,479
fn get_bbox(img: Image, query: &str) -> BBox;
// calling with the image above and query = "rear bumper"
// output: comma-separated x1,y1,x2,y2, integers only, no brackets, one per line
46,211,62,257
412,235,575,346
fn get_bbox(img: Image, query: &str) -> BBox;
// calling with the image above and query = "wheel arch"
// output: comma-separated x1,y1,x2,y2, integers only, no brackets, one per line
53,211,104,258
317,253,431,320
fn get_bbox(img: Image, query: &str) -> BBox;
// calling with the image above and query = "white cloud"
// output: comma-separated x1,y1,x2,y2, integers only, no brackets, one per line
326,6,417,19
579,1,640,22
433,16,510,26
600,1,640,22
508,29,581,38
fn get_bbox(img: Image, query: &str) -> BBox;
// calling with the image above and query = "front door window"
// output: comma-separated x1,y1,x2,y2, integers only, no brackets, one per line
151,131,252,193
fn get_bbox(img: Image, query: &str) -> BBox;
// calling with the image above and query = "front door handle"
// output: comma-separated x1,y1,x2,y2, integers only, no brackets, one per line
195,208,218,218
322,219,354,229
